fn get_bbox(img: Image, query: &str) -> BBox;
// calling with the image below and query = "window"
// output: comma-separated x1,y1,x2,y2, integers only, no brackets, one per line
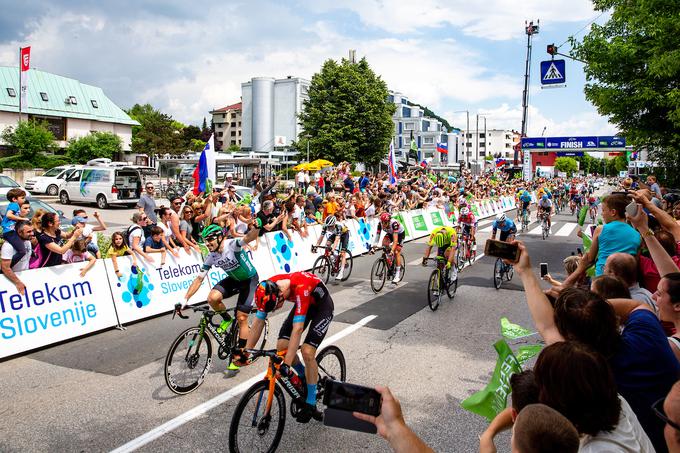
238,130,241,135
231,113,237,118
68,96,77,105
231,131,236,136
216,123,222,129
479,141,485,148
231,140,237,145
480,151,486,157
423,137,434,144
401,98,407,105
29,115,66,140
505,143,511,148
479,133,486,138
231,122,236,127
404,122,414,130
40,92,48,101
466,143,472,148
238,122,241,127
6,88,16,97
218,132,223,137
223,114,226,119
466,133,472,138
91,100,98,108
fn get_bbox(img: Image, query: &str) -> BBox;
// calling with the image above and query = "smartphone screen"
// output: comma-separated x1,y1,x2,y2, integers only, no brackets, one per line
625,200,639,218
323,380,381,416
484,239,520,262
540,263,548,278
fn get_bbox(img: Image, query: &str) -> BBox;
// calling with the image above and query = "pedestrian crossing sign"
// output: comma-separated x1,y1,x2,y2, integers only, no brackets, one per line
540,59,566,87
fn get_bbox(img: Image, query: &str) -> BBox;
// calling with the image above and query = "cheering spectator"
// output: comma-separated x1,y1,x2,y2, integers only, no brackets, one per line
71,209,107,258
128,212,153,262
605,253,656,311
178,205,198,248
63,239,97,277
251,169,260,189
590,274,632,299
37,212,82,268
30,208,46,235
1,188,30,267
256,200,283,236
144,226,178,266
136,181,158,228
107,231,138,279
169,196,195,253
1,220,33,294
646,175,663,199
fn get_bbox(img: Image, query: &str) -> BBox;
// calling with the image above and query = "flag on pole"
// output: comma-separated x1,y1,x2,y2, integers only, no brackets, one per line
436,142,448,154
388,139,398,185
192,134,216,195
495,158,507,168
19,47,30,111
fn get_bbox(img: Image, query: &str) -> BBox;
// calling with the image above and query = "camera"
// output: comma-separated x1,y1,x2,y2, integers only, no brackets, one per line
484,239,521,262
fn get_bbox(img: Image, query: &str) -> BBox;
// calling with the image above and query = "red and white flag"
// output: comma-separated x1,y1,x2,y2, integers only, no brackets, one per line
20,47,30,108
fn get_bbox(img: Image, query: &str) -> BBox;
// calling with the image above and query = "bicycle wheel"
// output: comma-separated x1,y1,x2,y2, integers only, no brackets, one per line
427,269,441,311
340,250,353,281
506,265,514,281
493,258,504,290
542,222,547,240
164,327,213,395
445,271,457,299
315,345,347,410
228,380,286,453
468,242,477,266
455,245,465,272
312,256,331,284
370,258,387,293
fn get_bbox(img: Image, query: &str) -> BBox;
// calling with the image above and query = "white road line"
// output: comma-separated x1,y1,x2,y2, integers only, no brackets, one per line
408,258,423,266
527,225,544,235
480,225,493,233
555,222,578,237
477,219,494,227
110,315,377,453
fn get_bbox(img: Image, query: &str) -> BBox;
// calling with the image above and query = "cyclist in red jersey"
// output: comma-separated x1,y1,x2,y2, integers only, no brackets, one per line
238,272,334,423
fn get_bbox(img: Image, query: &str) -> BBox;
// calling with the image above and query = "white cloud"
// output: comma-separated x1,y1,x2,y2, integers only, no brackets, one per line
306,0,596,40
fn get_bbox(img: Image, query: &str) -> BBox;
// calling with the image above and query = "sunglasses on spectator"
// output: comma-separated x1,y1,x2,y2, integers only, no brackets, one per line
146,186,154,190
173,201,182,205
653,398,680,432
140,217,148,221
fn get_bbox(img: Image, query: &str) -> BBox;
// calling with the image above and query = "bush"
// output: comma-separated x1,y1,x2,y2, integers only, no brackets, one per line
0,153,72,170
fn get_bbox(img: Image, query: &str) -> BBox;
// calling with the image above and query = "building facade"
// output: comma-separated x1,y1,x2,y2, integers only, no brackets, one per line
0,66,137,151
464,128,520,162
210,102,242,150
239,76,309,164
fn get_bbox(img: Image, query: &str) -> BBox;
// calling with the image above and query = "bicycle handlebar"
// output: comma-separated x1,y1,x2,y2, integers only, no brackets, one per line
172,303,259,320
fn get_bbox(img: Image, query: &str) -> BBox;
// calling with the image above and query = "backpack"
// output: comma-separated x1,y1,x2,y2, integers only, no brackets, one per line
123,225,142,248
29,240,52,269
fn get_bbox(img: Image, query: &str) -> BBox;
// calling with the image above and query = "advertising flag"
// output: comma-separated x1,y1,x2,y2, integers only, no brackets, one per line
19,46,30,110
388,139,397,185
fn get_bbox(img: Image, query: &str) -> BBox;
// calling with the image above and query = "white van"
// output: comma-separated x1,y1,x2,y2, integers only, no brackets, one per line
25,165,82,196
58,166,142,209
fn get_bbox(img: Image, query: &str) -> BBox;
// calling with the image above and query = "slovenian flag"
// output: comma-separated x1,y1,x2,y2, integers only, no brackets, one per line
193,134,216,195
496,158,507,168
436,142,448,154
388,139,398,184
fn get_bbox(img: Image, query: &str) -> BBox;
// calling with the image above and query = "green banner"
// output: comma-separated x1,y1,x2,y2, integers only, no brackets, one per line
515,344,543,367
430,211,444,227
471,205,480,217
394,213,411,238
500,317,535,340
411,214,428,231
461,340,522,421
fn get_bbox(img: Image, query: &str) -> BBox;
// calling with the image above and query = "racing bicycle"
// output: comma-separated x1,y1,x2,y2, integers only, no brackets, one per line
369,245,406,293
455,227,477,271
539,211,550,240
311,245,353,284
520,207,530,232
424,256,457,311
493,258,514,290
164,304,268,395
228,346,346,452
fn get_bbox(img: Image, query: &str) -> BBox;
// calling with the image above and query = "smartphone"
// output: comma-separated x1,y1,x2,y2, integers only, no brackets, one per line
323,380,382,416
625,200,639,218
540,263,548,278
484,239,521,262
323,407,377,434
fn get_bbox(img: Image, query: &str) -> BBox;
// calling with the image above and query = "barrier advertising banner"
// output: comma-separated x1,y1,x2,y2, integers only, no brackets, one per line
410,211,429,234
430,210,445,227
105,249,209,325
0,261,119,359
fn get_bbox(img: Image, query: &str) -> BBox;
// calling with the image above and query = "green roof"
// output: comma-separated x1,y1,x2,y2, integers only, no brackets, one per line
0,66,138,126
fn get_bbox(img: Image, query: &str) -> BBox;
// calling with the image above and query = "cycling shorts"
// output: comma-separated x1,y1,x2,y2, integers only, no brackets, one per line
382,231,406,249
539,205,552,213
278,283,334,349
499,227,517,242
328,232,349,251
436,245,453,257
461,224,473,237
212,274,259,314
522,201,531,211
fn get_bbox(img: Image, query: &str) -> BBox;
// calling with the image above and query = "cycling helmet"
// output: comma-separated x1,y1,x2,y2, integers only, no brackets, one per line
380,212,391,223
324,215,337,227
460,207,470,216
201,224,224,240
255,280,280,313
433,231,447,248
496,213,506,222
542,194,549,200
459,188,465,194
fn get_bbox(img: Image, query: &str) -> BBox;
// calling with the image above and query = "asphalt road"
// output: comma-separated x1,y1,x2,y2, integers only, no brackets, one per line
0,206,588,453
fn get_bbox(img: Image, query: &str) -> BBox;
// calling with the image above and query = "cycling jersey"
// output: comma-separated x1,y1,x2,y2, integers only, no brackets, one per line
376,218,405,236
426,226,457,248
519,191,532,202
492,218,517,232
538,199,553,209
201,238,257,281
262,272,325,323
458,213,477,226
320,223,349,238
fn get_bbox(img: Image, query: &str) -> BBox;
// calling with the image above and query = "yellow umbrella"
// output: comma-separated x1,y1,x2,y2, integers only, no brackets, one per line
303,163,322,171
311,159,334,168
292,163,307,171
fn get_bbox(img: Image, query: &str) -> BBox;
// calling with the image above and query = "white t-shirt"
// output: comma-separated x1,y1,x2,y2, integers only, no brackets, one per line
128,225,145,249
63,249,92,264
158,220,173,239
0,240,32,271
579,396,655,453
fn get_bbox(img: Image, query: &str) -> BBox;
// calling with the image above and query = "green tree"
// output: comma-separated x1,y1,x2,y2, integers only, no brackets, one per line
298,57,396,166
1,120,57,166
126,103,185,157
67,131,123,163
571,0,680,185
554,157,578,175
227,144,240,153
189,138,207,153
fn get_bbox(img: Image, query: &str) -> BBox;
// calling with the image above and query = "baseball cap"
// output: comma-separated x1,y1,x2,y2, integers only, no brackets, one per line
71,216,87,225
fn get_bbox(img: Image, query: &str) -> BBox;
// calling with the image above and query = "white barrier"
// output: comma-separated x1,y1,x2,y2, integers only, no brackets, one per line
0,261,119,359
104,249,209,325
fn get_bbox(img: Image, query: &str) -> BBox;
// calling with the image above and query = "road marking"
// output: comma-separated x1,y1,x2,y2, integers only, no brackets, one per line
527,225,544,235
555,222,578,237
110,315,377,453
408,257,423,266
480,225,493,233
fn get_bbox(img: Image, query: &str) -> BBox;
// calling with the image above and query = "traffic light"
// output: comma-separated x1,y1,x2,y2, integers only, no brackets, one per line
547,44,557,55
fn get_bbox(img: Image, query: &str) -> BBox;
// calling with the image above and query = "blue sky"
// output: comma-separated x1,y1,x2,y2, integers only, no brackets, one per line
0,0,617,137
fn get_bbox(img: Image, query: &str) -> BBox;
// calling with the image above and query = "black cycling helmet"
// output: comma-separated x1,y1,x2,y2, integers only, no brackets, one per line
255,280,280,313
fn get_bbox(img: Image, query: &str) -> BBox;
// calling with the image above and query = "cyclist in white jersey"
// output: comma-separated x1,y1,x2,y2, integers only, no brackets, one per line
183,223,260,371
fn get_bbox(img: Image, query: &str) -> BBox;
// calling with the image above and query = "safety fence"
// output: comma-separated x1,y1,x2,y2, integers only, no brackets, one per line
0,195,525,359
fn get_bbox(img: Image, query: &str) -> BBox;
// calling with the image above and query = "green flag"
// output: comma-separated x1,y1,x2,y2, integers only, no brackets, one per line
461,340,522,421
500,317,535,340
515,344,543,367
577,205,588,226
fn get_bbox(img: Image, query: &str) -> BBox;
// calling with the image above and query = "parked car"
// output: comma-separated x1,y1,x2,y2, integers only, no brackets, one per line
214,184,261,212
0,174,31,200
58,165,142,209
0,198,70,227
24,165,82,196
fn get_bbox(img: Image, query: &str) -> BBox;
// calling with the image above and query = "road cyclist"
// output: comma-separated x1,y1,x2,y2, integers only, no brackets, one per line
235,271,335,423
372,212,406,284
517,188,533,231
537,194,553,232
181,223,260,373
456,206,477,264
312,215,350,281
421,225,459,285
490,213,517,287
587,194,599,224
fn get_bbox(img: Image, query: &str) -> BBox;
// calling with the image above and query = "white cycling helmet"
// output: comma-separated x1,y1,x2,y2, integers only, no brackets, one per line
460,207,470,216
496,213,506,222
324,215,337,227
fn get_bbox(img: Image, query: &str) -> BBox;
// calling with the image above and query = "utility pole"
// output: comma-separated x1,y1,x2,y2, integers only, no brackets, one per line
454,110,469,167
475,114,479,165
519,20,539,166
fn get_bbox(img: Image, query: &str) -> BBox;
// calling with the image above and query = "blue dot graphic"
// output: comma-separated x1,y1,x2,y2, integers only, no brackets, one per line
284,263,290,272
